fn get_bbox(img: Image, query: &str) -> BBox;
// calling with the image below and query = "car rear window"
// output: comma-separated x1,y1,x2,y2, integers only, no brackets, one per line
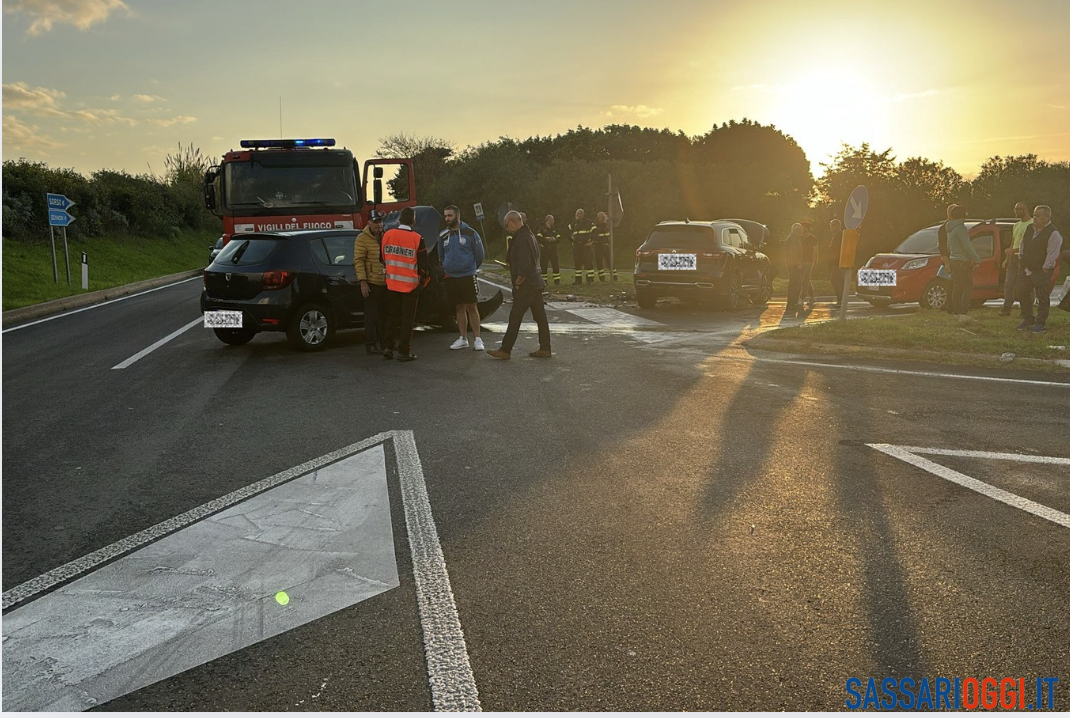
215,237,283,265
642,226,716,250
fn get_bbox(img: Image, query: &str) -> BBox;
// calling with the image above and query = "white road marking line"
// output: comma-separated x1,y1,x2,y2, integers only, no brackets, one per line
894,447,1070,466
3,446,399,712
752,356,1070,388
1,430,480,712
2,277,201,334
868,443,1070,529
111,317,202,369
2,432,392,611
477,275,511,294
393,430,481,712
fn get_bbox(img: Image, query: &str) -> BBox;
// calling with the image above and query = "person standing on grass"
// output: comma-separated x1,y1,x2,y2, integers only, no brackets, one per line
784,223,804,310
1017,205,1063,333
946,204,980,316
438,205,486,352
827,219,845,306
799,220,819,309
1001,201,1032,317
488,211,552,360
537,214,562,285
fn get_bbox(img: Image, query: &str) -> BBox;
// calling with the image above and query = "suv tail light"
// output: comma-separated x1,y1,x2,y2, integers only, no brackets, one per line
262,270,294,290
637,249,653,257
701,252,726,258
203,269,208,288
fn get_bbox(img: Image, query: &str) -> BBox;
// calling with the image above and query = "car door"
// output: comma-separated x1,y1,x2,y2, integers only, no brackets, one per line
313,235,365,325
728,227,758,290
969,229,998,291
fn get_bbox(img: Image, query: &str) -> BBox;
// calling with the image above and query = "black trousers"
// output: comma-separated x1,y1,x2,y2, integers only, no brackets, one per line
540,243,560,275
593,242,612,278
1020,270,1052,326
950,259,974,314
501,283,550,352
571,242,593,282
362,282,388,348
382,287,420,354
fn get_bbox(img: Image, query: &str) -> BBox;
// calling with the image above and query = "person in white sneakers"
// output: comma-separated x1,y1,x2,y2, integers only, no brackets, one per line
437,205,486,351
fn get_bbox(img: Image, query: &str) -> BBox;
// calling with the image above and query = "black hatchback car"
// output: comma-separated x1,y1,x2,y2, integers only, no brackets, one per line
633,220,772,310
201,229,503,351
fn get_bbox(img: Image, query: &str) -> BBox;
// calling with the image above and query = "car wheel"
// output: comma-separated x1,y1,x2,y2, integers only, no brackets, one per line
752,270,772,305
287,304,333,351
636,288,657,309
920,280,951,310
213,327,257,346
716,271,742,311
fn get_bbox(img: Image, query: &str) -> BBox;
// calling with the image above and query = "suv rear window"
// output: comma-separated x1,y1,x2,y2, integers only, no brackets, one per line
215,237,283,265
642,226,716,250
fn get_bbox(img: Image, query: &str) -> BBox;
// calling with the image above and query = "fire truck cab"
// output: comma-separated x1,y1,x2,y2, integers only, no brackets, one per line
203,138,415,245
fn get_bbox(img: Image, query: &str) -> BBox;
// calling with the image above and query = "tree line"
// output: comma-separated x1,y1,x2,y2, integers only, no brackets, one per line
4,126,1067,271
382,124,1070,266
2,143,219,242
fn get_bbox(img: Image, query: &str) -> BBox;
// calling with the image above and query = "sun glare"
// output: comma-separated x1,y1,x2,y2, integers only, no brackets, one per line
765,66,889,171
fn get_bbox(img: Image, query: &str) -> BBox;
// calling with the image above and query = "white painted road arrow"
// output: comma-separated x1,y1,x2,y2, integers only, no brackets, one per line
2,431,480,712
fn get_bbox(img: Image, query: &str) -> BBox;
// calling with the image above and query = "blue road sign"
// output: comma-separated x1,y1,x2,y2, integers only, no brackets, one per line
49,210,75,227
844,185,869,230
46,193,75,211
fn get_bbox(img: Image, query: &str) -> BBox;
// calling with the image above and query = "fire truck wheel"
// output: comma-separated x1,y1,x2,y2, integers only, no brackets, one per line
287,304,334,351
213,327,257,346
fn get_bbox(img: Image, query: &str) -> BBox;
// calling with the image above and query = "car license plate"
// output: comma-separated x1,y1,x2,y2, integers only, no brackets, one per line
658,253,697,270
857,269,896,286
204,310,242,328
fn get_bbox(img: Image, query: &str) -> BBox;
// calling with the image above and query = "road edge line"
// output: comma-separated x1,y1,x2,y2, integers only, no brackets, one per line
392,430,482,712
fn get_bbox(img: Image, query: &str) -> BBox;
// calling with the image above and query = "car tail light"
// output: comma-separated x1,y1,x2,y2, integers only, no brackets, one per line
203,269,208,288
637,249,653,257
701,252,725,258
262,270,293,290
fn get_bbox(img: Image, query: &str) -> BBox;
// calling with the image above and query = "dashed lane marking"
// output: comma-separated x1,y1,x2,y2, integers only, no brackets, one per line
868,443,1070,530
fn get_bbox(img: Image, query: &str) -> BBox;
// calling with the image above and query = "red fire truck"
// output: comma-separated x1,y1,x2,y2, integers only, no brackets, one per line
202,138,415,243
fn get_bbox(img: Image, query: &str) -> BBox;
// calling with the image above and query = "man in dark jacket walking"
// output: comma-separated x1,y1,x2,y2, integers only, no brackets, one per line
488,211,552,359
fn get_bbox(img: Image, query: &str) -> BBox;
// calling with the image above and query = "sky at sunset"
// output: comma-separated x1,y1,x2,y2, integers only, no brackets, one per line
3,0,1069,180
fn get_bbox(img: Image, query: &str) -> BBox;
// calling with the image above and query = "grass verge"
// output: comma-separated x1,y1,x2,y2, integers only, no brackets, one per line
481,266,635,302
2,231,216,311
756,306,1070,364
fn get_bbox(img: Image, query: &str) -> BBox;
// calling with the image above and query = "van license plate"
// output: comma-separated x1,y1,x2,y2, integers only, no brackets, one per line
658,254,697,270
204,310,242,328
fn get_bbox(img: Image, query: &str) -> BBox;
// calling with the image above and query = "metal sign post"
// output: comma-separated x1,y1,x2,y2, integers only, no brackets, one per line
473,202,489,255
839,185,868,320
46,193,76,285
607,174,624,282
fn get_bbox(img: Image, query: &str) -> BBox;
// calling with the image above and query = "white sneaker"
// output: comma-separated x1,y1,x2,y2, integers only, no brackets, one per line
449,337,469,350
473,337,485,351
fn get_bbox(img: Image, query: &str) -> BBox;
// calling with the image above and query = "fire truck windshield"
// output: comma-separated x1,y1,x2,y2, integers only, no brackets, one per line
225,161,358,210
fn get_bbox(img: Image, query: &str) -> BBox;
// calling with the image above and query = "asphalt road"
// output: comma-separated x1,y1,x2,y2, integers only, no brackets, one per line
3,278,1068,711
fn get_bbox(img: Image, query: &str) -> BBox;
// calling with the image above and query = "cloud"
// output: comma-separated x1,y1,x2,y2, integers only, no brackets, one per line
133,94,166,103
2,82,67,116
603,104,664,119
4,0,129,36
2,114,64,150
145,115,197,128
68,108,137,125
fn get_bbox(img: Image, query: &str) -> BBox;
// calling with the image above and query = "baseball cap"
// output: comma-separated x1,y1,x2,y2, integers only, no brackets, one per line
368,210,385,222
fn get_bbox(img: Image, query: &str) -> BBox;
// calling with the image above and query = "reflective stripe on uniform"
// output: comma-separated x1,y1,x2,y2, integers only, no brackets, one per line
386,273,419,284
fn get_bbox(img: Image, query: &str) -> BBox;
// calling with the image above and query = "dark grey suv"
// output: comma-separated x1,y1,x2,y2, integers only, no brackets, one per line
633,220,772,310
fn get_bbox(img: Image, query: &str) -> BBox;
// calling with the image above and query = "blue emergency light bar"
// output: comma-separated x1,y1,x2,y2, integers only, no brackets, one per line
239,138,336,149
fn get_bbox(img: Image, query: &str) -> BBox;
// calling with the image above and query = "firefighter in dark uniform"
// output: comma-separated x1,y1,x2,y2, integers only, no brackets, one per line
591,211,614,282
568,208,594,285
537,214,562,285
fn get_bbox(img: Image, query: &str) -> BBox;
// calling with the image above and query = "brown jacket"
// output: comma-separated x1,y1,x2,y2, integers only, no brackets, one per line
353,227,386,285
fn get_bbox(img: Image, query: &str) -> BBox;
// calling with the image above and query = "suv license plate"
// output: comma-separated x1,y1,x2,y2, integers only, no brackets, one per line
204,310,243,328
658,253,697,270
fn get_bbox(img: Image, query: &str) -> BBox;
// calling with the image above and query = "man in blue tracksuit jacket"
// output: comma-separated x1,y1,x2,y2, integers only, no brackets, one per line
438,205,487,351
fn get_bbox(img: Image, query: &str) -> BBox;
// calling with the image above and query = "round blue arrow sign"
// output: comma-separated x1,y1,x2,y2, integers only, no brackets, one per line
844,185,869,230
